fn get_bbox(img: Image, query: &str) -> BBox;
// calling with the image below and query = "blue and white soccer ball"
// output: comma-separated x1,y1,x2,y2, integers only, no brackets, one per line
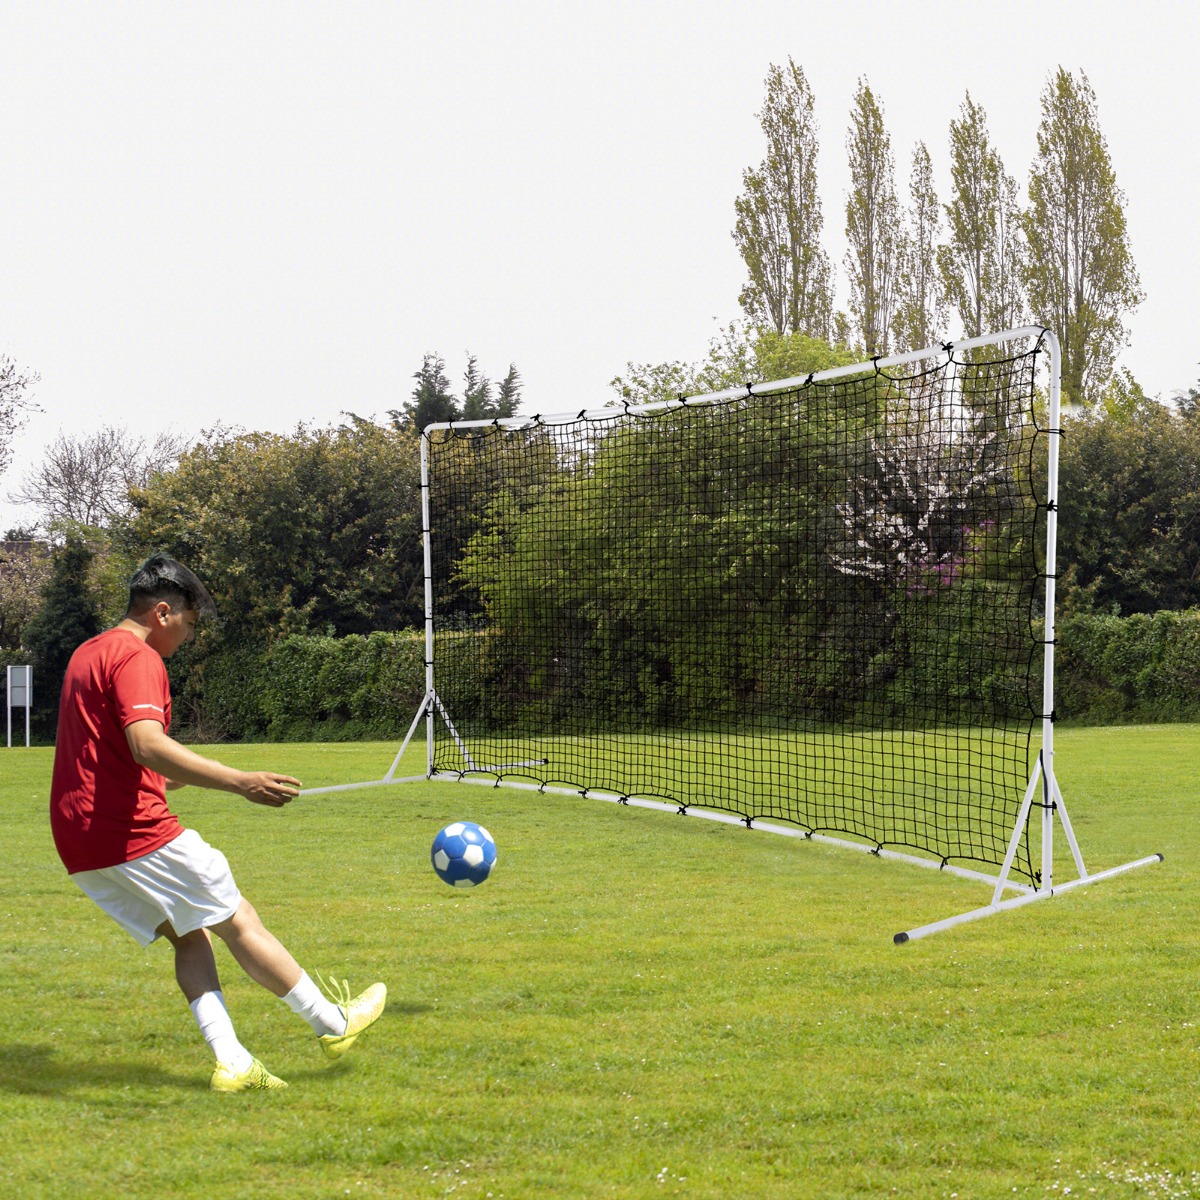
430,821,497,888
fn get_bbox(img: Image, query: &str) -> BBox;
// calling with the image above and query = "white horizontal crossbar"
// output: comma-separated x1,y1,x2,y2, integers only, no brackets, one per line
421,325,1052,434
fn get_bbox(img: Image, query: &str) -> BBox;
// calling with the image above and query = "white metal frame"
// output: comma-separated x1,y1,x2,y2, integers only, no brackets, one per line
303,326,1161,939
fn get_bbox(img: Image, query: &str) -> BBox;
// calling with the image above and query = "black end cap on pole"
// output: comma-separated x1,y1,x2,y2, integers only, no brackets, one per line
893,931,910,945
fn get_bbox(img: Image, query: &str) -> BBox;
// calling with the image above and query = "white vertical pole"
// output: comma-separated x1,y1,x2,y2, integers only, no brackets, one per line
1040,330,1063,890
25,667,30,748
6,666,11,749
420,431,436,778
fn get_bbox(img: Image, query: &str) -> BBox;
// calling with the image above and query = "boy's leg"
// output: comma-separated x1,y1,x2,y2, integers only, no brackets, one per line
157,921,283,1090
209,898,386,1056
207,899,303,996
157,922,220,1002
209,899,346,1035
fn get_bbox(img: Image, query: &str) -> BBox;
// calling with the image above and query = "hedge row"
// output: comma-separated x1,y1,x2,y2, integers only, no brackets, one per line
162,608,1200,743
1055,608,1200,724
170,631,484,743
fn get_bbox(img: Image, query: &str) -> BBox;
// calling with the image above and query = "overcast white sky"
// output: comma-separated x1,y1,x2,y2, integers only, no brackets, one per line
1,1,1196,533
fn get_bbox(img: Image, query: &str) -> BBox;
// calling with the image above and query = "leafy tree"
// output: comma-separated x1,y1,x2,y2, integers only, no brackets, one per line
1057,399,1200,614
123,420,425,643
23,538,104,735
1023,68,1142,403
610,322,858,409
0,536,53,651
732,59,833,339
456,351,1025,732
0,355,40,483
1177,377,1200,422
9,425,190,531
937,93,1026,340
844,79,900,355
455,392,877,728
892,141,946,353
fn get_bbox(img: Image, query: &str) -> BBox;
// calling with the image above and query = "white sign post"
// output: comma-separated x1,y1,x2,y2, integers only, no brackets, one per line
7,665,31,748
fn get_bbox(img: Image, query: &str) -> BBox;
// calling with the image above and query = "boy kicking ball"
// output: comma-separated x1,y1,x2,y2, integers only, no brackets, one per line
50,553,385,1091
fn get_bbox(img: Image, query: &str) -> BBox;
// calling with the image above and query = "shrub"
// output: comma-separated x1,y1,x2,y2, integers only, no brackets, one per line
171,608,1200,743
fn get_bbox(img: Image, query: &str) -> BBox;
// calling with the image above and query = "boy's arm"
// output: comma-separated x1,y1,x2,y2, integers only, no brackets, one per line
124,720,301,807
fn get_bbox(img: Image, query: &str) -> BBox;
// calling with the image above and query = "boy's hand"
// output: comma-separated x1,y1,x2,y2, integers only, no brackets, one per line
237,772,303,807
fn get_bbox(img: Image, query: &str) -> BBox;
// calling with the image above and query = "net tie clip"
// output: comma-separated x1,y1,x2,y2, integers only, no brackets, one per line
677,805,688,816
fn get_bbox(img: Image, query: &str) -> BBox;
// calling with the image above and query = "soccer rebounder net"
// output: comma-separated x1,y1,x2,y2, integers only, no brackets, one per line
305,326,1159,940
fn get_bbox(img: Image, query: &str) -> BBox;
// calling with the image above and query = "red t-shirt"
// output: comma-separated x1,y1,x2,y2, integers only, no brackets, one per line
50,628,184,873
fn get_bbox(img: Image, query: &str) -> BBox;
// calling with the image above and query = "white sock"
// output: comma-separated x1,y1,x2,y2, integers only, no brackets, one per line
281,971,348,1037
189,990,254,1071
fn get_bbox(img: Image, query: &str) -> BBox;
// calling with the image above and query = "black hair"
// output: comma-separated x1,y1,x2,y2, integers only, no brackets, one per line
126,553,216,618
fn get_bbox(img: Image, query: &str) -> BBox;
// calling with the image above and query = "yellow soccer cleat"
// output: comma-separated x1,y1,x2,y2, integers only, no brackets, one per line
210,1057,288,1092
316,975,388,1061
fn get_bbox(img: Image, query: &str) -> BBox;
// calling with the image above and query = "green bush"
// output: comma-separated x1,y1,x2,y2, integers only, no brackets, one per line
1057,608,1200,723
174,631,426,742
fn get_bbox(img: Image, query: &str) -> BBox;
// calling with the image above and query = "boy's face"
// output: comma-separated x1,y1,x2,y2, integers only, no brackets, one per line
147,603,199,659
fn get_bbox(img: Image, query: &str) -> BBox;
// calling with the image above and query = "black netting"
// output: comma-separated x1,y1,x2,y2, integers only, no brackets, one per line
425,340,1049,882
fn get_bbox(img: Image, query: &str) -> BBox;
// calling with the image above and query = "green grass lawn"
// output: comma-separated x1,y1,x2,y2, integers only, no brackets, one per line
2,725,1197,1198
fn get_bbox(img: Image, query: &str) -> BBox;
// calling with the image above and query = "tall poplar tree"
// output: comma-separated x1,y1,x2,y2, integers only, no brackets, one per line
892,141,945,353
732,59,833,339
844,79,900,355
1023,68,1142,403
937,93,1026,340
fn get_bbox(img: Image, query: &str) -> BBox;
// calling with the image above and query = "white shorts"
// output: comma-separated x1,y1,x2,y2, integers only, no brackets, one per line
71,828,243,948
